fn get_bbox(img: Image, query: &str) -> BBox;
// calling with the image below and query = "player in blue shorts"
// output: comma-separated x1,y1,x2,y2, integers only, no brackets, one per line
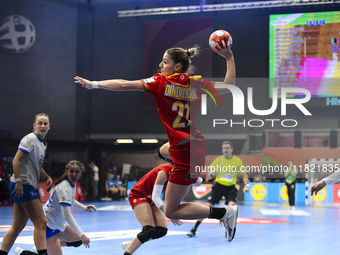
0,113,53,255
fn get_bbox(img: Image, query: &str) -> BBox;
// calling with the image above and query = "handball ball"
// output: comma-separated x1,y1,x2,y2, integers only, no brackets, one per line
209,30,232,53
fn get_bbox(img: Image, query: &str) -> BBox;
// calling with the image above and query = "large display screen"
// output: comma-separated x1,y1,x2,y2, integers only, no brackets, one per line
269,11,340,98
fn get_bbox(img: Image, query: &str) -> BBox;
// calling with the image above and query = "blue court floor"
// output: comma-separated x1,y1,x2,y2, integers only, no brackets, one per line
1,201,339,255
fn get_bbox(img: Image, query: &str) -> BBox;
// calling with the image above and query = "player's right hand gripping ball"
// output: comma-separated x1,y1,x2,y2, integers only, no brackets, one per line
209,30,232,53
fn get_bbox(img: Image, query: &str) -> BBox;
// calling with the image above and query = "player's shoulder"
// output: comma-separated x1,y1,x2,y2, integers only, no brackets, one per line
19,133,38,149
21,132,36,142
56,179,72,190
143,73,163,83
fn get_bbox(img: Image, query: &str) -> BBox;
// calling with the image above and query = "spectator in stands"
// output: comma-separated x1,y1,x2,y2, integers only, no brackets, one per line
112,166,118,179
105,172,119,198
5,173,11,187
253,170,265,182
115,175,127,198
89,162,99,199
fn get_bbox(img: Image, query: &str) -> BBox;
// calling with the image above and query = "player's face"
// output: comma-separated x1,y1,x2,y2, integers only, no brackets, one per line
222,144,233,158
159,53,177,77
67,165,82,185
33,116,50,139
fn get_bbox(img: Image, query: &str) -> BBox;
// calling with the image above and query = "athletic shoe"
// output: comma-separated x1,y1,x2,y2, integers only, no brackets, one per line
187,228,196,237
219,205,238,242
14,247,24,255
32,246,37,253
122,241,131,251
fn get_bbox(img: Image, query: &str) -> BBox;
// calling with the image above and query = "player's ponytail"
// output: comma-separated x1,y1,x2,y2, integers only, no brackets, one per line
186,45,200,58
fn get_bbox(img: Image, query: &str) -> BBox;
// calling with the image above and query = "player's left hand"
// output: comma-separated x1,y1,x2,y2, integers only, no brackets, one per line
85,205,97,212
81,234,90,248
171,219,183,226
243,186,249,193
74,76,93,89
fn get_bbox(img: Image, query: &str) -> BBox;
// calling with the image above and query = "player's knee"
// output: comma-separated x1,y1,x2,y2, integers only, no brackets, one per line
157,146,173,165
164,206,176,219
66,240,83,247
137,225,155,243
33,217,47,230
153,226,167,239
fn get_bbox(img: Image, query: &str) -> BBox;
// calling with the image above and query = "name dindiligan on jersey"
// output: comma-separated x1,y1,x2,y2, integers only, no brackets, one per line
164,84,198,100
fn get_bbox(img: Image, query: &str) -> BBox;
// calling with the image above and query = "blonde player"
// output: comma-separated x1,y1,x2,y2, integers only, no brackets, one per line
75,42,238,241
0,113,53,255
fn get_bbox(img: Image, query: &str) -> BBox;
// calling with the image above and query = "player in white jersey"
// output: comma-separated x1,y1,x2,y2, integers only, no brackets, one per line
0,113,53,255
15,160,96,255
43,160,96,255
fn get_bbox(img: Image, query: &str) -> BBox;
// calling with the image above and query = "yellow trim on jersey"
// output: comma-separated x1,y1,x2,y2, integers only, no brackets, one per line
191,75,202,80
210,155,245,186
164,73,202,79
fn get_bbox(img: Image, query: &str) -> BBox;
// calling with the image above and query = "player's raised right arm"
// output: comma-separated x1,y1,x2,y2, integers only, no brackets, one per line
74,76,145,91
213,46,235,95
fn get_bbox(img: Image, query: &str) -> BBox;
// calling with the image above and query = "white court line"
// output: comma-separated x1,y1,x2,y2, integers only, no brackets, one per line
97,205,132,211
0,230,188,244
260,209,311,216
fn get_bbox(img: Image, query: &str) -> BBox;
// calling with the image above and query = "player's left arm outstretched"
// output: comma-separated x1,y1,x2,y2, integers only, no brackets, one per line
74,200,97,212
74,76,145,91
62,201,96,248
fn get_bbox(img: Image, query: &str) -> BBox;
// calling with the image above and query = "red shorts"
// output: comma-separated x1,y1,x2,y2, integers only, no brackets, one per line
129,190,153,209
168,139,207,185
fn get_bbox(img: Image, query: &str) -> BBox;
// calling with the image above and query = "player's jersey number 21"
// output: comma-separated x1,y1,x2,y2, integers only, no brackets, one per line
172,101,191,128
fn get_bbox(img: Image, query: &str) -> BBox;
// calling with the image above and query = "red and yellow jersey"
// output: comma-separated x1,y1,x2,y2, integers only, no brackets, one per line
131,163,172,199
141,73,215,146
